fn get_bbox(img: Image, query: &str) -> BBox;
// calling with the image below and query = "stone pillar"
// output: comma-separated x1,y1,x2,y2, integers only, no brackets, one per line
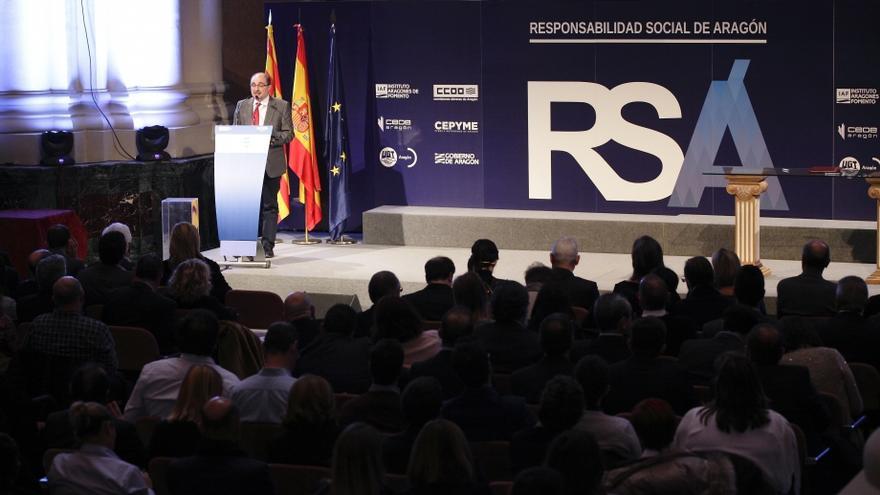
725,175,770,276
866,178,880,284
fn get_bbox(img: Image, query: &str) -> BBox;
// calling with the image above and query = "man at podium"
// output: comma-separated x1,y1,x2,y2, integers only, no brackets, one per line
231,72,293,258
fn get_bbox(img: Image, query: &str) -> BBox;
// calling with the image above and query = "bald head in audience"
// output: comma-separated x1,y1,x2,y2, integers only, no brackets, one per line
802,240,831,273
28,249,51,275
53,276,85,311
746,323,784,365
201,397,240,442
284,291,315,321
638,274,669,312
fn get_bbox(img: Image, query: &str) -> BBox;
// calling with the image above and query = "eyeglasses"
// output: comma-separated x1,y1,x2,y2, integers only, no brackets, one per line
250,83,268,88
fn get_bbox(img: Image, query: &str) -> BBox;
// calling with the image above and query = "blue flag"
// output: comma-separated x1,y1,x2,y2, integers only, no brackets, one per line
324,23,351,241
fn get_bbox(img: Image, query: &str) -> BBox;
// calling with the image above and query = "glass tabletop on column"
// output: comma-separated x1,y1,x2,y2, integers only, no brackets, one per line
703,166,880,178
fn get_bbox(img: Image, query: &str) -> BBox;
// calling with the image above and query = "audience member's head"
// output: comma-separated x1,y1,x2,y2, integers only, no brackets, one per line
284,374,335,427
453,343,490,389
69,363,110,403
538,376,585,432
263,321,297,367
169,222,201,265
97,231,126,266
683,256,714,290
439,305,474,346
528,283,573,331
524,263,553,289
703,353,769,433
134,253,163,285
37,254,67,292
27,248,51,276
168,258,212,304
539,313,574,358
168,364,223,425
746,323,784,365
722,304,763,336
369,339,404,386
802,240,831,272
332,423,385,495
200,397,240,442
374,297,421,343
46,224,72,252
652,266,680,296
69,401,115,446
425,256,455,285
323,304,358,336
102,222,132,255
401,377,443,429
283,291,315,321
711,248,741,290
631,235,664,280
630,398,677,454
176,309,220,356
0,433,21,493
511,467,565,495
629,317,666,358
593,293,631,333
544,430,605,495
837,275,868,313
638,273,669,312
368,270,400,304
469,239,499,273
452,272,489,320
734,265,765,307
407,419,475,488
575,355,609,411
490,281,529,324
550,237,580,270
52,276,84,310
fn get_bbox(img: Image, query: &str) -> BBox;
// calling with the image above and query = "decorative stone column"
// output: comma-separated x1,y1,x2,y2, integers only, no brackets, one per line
866,178,880,284
725,174,770,276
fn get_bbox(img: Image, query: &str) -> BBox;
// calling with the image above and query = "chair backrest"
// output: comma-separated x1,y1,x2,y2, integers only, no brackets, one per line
225,289,285,329
850,362,880,411
148,457,173,495
489,481,513,495
492,374,512,396
239,422,283,461
816,391,845,431
135,416,162,449
42,448,74,473
268,464,331,495
470,441,512,481
109,325,160,372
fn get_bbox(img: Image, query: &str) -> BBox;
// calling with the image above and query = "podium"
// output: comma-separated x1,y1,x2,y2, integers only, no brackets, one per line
214,125,272,268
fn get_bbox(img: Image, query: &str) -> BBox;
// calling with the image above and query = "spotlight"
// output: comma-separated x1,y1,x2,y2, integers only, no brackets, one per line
40,130,75,165
136,125,171,161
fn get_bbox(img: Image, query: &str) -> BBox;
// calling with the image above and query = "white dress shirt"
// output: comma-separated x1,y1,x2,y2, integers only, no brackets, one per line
254,95,269,126
49,443,154,495
232,367,296,424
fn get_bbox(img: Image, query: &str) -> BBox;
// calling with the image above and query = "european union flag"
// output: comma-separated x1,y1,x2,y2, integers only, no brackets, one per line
324,23,351,242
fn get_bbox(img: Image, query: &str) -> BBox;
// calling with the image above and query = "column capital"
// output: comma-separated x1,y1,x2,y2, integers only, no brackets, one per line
725,175,768,201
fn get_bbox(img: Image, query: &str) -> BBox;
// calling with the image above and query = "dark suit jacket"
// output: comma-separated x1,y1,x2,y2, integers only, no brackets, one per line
232,96,294,178
675,286,734,329
820,312,880,371
510,426,560,474
76,262,133,306
471,320,542,373
403,283,454,322
409,349,464,400
548,268,600,311
294,333,372,393
15,291,53,323
268,419,338,467
612,280,641,315
776,269,837,317
656,313,698,357
356,306,375,339
441,386,536,441
604,356,696,415
167,439,274,495
149,420,202,460
383,425,421,474
677,331,745,385
570,333,631,365
103,281,178,352
756,363,831,446
339,389,404,433
510,355,574,404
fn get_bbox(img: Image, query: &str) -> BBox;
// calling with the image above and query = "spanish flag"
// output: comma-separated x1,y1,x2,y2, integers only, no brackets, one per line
264,12,291,223
288,24,322,231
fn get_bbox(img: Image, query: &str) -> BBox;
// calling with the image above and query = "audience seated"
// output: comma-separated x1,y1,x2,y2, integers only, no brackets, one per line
511,376,585,473
603,317,695,415
76,231,133,307
124,310,240,421
543,430,605,495
374,297,440,367
820,276,880,371
546,237,599,312
162,222,232,303
613,235,664,316
676,256,733,329
15,253,66,323
702,264,768,338
572,356,641,463
284,291,320,349
0,432,41,495
441,343,535,441
570,294,632,365
232,322,297,424
409,306,472,399
166,397,274,495
524,263,554,318
511,466,565,495
637,274,696,356
526,283,574,333
407,419,490,495
294,304,372,394
383,377,444,474
102,222,134,271
268,375,339,466
339,339,405,433
678,303,760,385
471,282,541,373
14,249,50,299
453,272,490,324
469,239,509,290
776,239,837,317
165,258,236,321
48,401,153,495
403,256,456,322
150,364,222,459
673,353,800,494
512,314,575,404
102,253,177,353
46,223,84,276
314,422,389,495
358,270,401,338
711,248,741,298
604,450,739,495
629,398,677,458
651,265,682,308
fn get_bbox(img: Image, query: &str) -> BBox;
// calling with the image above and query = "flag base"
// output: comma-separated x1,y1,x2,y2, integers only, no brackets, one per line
292,238,322,245
219,257,271,269
325,236,356,245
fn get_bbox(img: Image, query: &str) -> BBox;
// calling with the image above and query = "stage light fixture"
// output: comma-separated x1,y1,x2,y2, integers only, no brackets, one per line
40,130,75,165
136,125,171,161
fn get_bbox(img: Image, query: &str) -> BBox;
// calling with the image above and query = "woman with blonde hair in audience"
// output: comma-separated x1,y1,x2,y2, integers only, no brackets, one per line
313,422,390,495
149,364,222,459
407,419,489,495
711,248,741,298
269,374,340,466
167,258,236,320
162,221,232,303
